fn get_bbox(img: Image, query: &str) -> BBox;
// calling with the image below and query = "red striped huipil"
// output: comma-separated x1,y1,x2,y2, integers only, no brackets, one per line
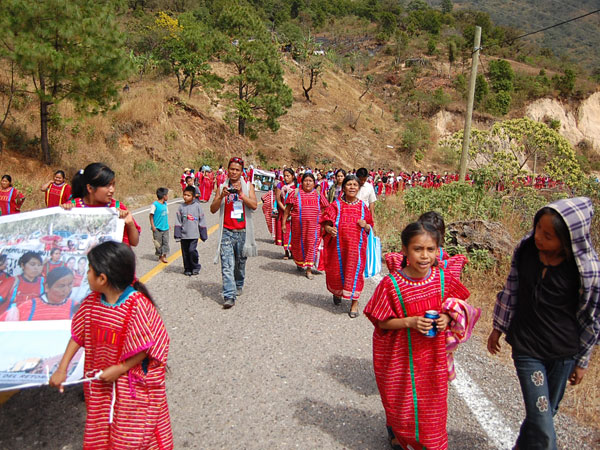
320,199,374,300
71,198,141,246
286,189,329,268
0,187,25,215
72,289,172,450
363,268,470,450
201,173,214,201
275,184,295,249
44,182,72,207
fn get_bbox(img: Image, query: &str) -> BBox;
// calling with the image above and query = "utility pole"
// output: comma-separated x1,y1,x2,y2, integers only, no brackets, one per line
459,26,481,182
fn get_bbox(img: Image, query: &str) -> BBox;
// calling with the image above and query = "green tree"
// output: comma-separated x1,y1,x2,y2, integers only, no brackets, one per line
474,74,489,106
218,4,292,137
441,0,453,14
154,12,223,97
488,59,514,92
553,68,576,96
0,0,129,164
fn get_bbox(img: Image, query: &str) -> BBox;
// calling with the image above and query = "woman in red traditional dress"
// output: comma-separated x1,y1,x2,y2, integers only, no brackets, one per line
201,169,214,202
50,241,172,450
1,267,78,321
42,248,65,277
41,170,72,207
321,174,374,317
283,173,329,279
0,174,26,216
61,163,140,247
275,168,297,259
364,221,470,450
0,252,44,316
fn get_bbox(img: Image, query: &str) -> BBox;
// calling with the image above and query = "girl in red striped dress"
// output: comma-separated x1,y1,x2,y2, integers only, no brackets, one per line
364,221,470,450
50,241,172,450
275,168,297,258
321,175,374,317
61,163,140,247
282,173,329,279
41,170,72,207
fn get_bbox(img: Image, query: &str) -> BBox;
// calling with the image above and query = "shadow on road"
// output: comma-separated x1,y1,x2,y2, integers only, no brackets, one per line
139,253,159,262
282,290,347,314
448,430,494,449
257,249,286,260
0,385,85,448
258,262,300,275
186,280,223,305
293,398,386,450
320,355,378,396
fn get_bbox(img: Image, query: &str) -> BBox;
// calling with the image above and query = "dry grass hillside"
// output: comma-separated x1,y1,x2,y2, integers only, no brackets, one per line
0,54,418,210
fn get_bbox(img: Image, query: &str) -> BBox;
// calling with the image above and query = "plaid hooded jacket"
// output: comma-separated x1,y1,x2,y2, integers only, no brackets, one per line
493,197,600,368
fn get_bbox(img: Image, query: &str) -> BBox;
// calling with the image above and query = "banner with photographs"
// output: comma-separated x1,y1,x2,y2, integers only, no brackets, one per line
0,207,124,391
252,169,276,192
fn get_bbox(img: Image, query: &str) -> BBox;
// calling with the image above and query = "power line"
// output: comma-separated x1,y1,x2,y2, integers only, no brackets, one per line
506,9,600,45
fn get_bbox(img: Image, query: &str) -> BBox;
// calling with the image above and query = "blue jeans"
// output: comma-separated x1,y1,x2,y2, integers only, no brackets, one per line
512,352,575,450
220,229,247,300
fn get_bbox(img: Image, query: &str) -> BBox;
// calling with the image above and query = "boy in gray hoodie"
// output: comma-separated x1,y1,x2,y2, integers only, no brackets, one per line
174,186,208,276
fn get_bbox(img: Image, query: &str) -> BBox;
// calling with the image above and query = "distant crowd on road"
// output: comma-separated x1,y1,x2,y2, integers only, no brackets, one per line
0,159,598,450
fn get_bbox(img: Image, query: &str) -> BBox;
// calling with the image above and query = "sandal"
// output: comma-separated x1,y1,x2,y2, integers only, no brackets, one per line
306,270,314,280
348,310,360,319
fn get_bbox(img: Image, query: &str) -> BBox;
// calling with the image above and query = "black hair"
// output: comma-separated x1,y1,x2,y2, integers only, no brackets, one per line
87,241,156,306
50,247,61,256
185,176,193,182
156,187,169,200
1,174,12,185
400,222,440,268
356,168,368,178
54,170,66,178
18,251,43,267
418,211,445,247
533,207,573,260
71,163,115,199
334,169,347,184
45,267,73,288
283,168,298,187
183,185,197,195
301,172,316,184
342,174,360,190
382,176,388,183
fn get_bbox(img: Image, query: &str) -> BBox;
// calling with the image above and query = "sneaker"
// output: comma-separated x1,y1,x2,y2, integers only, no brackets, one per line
236,288,243,296
184,271,192,276
191,269,200,275
223,298,235,309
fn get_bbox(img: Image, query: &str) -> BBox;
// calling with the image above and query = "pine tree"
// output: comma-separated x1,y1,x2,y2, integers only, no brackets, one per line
217,3,292,137
0,0,130,164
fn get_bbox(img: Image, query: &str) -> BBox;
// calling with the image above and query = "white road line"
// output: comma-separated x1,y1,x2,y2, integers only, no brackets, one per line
368,273,516,449
132,199,183,216
452,361,516,449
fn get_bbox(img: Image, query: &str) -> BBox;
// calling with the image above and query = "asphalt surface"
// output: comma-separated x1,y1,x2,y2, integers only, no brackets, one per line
0,194,597,449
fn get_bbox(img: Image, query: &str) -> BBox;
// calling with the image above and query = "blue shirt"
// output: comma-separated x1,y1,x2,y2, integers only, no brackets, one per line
151,201,169,231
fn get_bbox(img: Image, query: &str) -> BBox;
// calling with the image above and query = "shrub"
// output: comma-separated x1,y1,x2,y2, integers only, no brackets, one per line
398,119,430,157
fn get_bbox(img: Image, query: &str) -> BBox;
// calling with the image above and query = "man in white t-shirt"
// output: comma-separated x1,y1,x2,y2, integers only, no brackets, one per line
356,167,377,220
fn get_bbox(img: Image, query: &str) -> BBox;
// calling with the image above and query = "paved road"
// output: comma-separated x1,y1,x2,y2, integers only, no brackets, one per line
0,195,596,449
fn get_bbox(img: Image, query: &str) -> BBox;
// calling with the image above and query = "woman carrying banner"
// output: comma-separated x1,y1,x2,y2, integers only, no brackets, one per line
275,168,297,259
321,174,374,318
0,174,26,216
282,173,329,280
41,170,72,208
61,163,140,247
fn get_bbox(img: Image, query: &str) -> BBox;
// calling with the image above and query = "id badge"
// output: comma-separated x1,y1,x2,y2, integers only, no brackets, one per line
231,200,243,219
